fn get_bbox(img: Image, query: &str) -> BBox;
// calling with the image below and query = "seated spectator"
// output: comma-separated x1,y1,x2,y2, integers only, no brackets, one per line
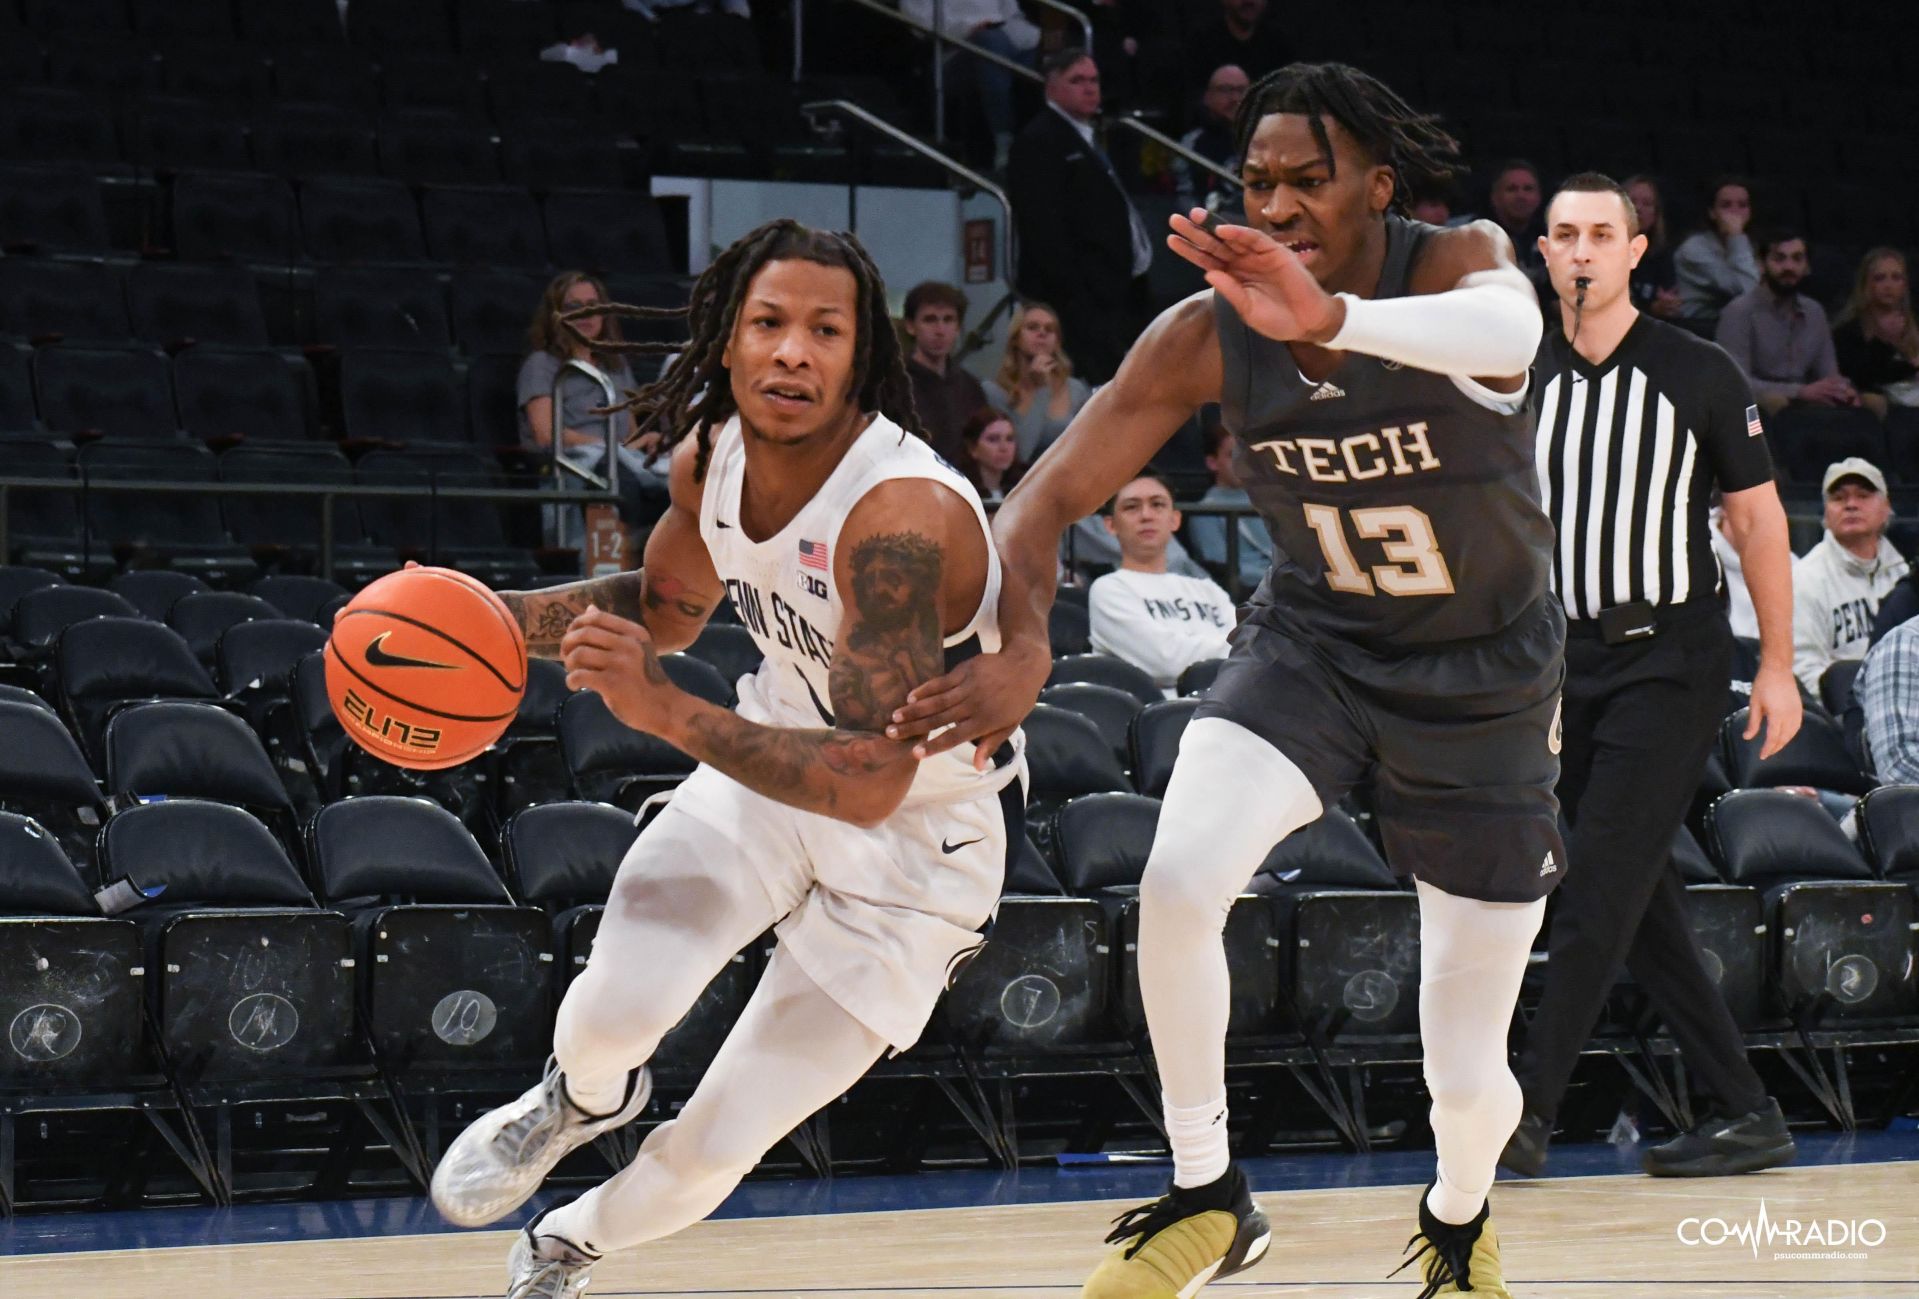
900,0,1040,171
1708,502,1760,640
956,406,1026,504
1675,176,1758,328
1174,64,1247,210
1407,184,1455,227
1486,160,1547,282
1792,457,1910,693
1181,0,1286,103
1858,616,1919,785
517,272,666,549
1186,420,1273,594
902,281,988,467
1717,228,1858,414
982,301,1092,461
1625,174,1682,319
1832,247,1919,416
1088,473,1234,693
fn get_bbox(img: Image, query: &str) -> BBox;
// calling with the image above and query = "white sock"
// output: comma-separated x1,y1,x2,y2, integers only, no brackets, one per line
1166,1096,1232,1189
562,1069,630,1119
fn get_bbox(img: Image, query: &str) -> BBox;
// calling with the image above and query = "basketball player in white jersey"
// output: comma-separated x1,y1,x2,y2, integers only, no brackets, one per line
428,220,1026,1299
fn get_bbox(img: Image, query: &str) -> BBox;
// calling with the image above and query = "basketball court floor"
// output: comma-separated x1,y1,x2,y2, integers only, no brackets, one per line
4,1131,1915,1297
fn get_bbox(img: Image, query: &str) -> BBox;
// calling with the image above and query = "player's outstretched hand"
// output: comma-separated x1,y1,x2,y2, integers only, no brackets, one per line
886,648,1048,771
1167,208,1344,346
561,604,680,735
1745,662,1804,760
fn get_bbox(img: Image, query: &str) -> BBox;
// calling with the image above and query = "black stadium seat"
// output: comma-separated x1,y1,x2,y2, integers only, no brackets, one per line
338,351,465,445
108,569,208,621
307,797,552,1072
355,447,536,585
160,41,271,106
1722,707,1874,795
499,123,627,192
685,623,763,692
0,86,118,165
173,346,313,441
103,700,293,822
1018,703,1131,822
422,185,548,267
1046,653,1162,707
33,346,176,440
166,590,282,667
7,584,138,661
54,616,218,765
99,799,355,1083
0,162,110,253
1855,785,1919,882
1128,696,1199,798
299,177,429,264
0,259,128,343
249,575,349,625
1047,599,1090,656
216,618,328,718
314,267,450,350
378,116,503,186
239,0,344,47
562,688,691,811
1177,657,1225,697
0,566,64,634
450,270,547,354
541,190,673,275
1766,405,1885,483
251,105,380,179
127,264,270,348
275,50,379,112
171,172,301,264
0,700,110,871
122,94,254,171
219,443,397,579
1037,682,1140,773
77,440,258,582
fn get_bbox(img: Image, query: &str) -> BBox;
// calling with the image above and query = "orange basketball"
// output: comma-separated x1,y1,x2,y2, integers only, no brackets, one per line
325,566,527,770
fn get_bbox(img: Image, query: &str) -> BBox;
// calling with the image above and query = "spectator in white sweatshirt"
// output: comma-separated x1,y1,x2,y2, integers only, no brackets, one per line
1709,503,1760,640
1088,473,1234,693
1793,457,1910,693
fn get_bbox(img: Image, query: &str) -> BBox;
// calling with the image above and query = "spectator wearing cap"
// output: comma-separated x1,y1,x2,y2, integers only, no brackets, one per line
1088,472,1234,694
1832,248,1919,416
1717,229,1858,415
902,281,989,468
1675,177,1758,328
1174,64,1247,211
1792,457,1910,693
1009,46,1153,383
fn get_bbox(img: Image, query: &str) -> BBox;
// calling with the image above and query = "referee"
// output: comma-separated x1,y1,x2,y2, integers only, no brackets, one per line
1502,174,1802,1178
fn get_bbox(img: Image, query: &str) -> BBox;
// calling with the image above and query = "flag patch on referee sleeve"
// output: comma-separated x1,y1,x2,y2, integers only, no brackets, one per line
798,538,829,570
1746,405,1764,437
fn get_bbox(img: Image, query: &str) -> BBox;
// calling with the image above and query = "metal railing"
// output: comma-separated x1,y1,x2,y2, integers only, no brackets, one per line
0,476,618,584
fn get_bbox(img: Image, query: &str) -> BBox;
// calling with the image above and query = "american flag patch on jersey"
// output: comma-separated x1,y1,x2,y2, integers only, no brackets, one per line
1746,404,1764,437
798,538,829,570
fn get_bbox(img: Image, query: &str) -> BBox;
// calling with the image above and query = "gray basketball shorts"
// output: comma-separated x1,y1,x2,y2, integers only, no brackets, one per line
1194,597,1568,903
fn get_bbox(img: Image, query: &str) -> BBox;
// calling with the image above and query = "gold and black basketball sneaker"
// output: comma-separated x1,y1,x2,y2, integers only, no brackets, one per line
1081,1164,1271,1299
1392,1184,1514,1298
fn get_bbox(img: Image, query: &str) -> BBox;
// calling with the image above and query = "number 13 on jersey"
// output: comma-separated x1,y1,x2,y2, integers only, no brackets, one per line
1303,503,1455,596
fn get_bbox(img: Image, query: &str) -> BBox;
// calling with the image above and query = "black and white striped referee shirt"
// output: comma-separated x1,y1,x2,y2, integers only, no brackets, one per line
1534,315,1775,620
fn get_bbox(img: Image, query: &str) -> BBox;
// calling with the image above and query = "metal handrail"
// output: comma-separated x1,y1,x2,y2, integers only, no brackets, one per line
1108,112,1241,192
549,358,622,493
803,98,1017,287
0,475,618,585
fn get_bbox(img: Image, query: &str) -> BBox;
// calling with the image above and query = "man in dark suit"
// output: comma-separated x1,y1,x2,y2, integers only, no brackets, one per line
1008,46,1153,383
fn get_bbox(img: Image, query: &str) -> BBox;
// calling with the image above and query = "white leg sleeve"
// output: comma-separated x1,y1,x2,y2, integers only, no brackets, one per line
1138,717,1323,1186
551,807,785,1114
543,944,888,1255
1416,879,1545,1225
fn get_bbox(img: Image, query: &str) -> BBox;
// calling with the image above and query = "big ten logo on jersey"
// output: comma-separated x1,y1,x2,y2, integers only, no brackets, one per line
341,687,442,753
1250,421,1441,484
725,577,834,671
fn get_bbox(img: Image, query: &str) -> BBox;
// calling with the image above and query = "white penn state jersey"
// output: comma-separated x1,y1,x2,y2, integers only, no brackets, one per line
696,412,1025,806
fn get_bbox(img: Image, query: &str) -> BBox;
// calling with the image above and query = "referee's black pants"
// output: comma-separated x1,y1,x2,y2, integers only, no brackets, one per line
1515,603,1769,1123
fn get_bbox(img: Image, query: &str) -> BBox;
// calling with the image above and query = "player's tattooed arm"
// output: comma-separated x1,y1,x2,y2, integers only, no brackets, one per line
667,523,947,827
499,574,650,658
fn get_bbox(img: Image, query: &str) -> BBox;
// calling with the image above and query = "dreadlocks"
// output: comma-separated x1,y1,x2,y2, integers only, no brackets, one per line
555,219,926,482
1232,61,1462,215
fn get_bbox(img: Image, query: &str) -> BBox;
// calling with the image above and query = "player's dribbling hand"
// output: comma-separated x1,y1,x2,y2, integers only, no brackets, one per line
1746,662,1803,760
560,605,681,735
1166,209,1345,345
886,646,1049,771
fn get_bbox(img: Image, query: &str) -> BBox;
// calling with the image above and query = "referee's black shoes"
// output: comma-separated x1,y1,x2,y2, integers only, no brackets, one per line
1496,1112,1552,1179
1641,1099,1796,1177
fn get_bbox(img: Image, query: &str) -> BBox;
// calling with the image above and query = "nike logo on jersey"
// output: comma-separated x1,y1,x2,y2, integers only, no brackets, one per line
941,836,984,854
716,519,734,529
1308,380,1347,401
364,632,457,670
1548,698,1563,756
1540,850,1558,876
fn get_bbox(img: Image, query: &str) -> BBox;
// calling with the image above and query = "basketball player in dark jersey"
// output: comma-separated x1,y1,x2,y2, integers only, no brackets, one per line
889,64,1556,1297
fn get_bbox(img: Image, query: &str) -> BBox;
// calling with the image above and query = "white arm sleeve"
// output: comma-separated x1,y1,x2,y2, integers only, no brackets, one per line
1326,268,1543,378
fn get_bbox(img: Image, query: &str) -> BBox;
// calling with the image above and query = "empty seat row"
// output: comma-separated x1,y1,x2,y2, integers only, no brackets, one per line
0,165,674,272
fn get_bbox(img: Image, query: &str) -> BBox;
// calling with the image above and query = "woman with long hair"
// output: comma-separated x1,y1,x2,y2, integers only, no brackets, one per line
955,405,1026,503
1674,175,1758,327
1833,247,1919,413
982,301,1091,460
1624,174,1681,319
517,271,668,549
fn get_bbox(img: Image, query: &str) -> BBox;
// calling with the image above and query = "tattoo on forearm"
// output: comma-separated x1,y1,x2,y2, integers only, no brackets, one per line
502,570,709,657
674,529,945,822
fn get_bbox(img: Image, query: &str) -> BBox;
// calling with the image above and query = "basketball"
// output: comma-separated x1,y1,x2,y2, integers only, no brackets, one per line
324,566,527,770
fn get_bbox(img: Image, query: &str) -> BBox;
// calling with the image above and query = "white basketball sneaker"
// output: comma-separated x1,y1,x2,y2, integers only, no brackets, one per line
431,1057,649,1228
507,1208,599,1299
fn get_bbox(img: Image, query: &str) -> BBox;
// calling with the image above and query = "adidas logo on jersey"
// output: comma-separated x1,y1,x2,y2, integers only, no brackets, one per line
1308,380,1347,401
1540,850,1559,876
